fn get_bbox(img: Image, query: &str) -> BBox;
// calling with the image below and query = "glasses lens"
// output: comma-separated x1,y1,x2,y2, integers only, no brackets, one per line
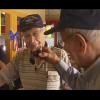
59,40,64,47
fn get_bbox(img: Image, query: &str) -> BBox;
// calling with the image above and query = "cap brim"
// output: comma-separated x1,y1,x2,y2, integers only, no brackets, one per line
44,23,62,35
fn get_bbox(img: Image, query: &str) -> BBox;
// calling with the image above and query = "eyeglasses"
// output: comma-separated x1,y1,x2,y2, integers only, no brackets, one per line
59,34,73,48
23,28,44,40
59,32,87,48
59,40,65,47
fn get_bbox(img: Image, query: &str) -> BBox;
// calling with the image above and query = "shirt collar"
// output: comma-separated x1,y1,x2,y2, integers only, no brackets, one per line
83,57,100,82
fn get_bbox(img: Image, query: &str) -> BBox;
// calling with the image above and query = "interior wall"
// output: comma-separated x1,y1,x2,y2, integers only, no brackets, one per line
0,35,5,46
12,9,45,21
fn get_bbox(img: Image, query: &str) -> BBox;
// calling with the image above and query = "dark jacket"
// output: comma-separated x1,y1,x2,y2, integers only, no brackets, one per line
0,48,5,63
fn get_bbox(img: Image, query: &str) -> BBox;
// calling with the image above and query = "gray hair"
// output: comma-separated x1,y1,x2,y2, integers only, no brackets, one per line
65,28,100,45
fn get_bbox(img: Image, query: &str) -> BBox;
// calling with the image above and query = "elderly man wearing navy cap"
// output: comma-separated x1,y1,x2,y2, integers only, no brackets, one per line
38,9,100,90
0,14,72,90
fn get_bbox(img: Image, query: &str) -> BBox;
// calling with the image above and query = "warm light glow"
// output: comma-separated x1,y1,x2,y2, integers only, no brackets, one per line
1,12,5,15
46,25,51,38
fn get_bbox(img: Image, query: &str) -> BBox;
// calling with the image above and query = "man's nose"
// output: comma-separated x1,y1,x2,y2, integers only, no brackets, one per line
30,36,36,43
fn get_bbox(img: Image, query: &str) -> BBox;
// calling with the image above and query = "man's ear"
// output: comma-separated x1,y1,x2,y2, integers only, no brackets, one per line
74,33,87,53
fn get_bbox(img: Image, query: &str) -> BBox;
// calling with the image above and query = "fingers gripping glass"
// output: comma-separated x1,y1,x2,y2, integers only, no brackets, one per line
23,28,44,39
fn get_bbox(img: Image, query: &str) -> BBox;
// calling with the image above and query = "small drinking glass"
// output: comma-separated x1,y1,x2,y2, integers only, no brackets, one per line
32,43,43,71
32,43,42,57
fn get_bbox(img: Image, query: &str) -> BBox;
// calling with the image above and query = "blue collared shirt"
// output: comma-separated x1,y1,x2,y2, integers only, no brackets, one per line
54,57,100,90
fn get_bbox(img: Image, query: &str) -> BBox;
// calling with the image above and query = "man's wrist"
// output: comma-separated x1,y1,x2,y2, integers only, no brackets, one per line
53,58,61,65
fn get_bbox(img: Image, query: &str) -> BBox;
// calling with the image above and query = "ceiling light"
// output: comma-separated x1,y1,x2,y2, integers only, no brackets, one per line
1,12,5,15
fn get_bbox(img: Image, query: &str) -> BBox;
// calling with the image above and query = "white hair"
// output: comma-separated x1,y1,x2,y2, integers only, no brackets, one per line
65,28,100,45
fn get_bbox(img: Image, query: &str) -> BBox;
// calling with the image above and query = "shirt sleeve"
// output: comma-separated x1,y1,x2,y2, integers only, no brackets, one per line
54,60,86,90
0,51,21,85
61,49,71,66
59,49,72,90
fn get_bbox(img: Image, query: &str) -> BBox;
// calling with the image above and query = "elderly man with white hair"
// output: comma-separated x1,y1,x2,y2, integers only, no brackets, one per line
38,9,100,90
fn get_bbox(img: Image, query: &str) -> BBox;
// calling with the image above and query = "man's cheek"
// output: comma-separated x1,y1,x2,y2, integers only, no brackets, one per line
26,41,30,47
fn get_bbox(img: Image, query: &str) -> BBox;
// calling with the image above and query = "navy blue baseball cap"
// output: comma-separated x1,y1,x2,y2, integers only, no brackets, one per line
44,9,100,35
20,14,44,31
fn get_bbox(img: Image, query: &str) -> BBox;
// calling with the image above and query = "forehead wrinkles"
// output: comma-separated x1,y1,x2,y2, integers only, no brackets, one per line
22,28,42,35
29,28,41,34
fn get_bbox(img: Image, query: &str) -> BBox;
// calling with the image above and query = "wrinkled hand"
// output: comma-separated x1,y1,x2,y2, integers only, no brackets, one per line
38,47,61,65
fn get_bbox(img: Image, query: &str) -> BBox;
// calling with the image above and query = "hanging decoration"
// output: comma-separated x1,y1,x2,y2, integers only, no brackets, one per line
9,30,20,51
51,23,54,28
9,30,20,41
13,36,18,52
46,25,51,38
